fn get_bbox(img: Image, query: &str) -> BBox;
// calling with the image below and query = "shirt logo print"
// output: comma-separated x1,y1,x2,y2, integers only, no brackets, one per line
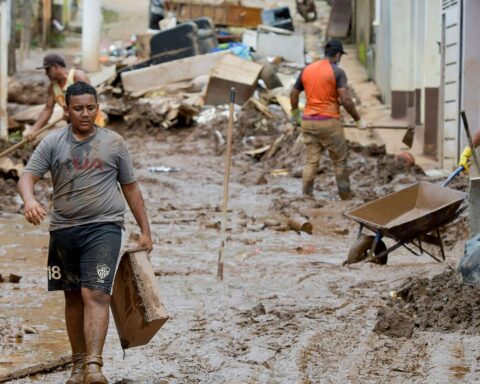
96,264,111,282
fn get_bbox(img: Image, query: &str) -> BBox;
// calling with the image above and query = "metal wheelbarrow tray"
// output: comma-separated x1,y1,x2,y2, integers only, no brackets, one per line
345,182,466,264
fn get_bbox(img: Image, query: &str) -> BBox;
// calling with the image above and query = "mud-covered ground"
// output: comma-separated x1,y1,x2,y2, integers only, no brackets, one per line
2,1,478,383
1,115,477,384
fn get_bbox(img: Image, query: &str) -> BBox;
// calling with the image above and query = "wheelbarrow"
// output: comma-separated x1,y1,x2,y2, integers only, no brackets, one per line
344,167,466,265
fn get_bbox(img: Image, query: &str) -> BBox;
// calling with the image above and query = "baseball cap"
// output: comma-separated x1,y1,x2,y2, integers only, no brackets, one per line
325,39,347,55
36,53,66,69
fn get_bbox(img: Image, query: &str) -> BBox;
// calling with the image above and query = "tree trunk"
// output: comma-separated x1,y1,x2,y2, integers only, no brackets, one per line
7,0,15,75
20,0,33,63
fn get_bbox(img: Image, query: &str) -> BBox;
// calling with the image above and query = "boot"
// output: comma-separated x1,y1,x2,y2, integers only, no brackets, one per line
339,190,353,200
302,180,314,196
65,353,85,384
83,355,108,384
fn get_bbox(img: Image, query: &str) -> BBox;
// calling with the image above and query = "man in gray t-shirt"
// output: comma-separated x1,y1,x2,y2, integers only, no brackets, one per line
24,119,135,231
18,82,152,384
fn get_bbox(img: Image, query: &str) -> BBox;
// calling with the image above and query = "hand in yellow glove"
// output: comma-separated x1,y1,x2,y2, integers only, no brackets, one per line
459,146,472,173
291,108,302,126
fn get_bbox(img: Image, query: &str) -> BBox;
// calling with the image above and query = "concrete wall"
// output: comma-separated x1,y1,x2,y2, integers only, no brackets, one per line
354,0,373,66
373,0,391,104
365,0,442,157
461,0,480,149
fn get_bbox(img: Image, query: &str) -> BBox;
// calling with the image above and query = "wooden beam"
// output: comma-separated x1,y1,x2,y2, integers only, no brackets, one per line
42,0,52,48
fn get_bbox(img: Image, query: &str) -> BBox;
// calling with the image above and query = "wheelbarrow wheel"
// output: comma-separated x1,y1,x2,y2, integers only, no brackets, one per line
344,235,388,265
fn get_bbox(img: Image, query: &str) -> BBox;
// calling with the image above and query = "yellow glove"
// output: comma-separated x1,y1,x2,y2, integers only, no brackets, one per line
291,108,302,126
459,146,472,172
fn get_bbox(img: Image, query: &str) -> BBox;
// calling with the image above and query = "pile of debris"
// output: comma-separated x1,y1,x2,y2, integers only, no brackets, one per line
375,269,480,337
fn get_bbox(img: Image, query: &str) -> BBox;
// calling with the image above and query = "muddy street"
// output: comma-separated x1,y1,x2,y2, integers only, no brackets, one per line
0,119,477,383
1,0,480,382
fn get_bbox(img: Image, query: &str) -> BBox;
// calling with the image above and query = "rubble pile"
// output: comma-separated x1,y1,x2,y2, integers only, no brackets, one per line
376,270,480,336
7,71,48,105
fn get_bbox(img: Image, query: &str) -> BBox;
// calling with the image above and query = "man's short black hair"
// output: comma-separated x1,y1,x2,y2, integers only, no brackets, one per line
65,82,97,106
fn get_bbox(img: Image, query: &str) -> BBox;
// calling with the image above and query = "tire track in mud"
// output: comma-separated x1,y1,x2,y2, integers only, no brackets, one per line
297,303,429,384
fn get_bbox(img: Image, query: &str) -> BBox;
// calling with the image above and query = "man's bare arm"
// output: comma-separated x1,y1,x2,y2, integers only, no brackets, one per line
290,88,301,110
18,172,47,226
121,182,153,252
338,87,360,121
73,69,91,84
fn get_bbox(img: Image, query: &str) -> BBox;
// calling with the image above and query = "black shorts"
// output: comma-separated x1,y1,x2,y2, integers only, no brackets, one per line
48,222,122,295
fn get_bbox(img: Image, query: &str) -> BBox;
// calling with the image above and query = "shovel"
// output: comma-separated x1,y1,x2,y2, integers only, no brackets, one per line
460,111,480,237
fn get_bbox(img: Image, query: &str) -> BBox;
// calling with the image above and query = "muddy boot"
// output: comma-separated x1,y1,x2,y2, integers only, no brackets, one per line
335,169,351,200
302,180,314,196
83,355,108,384
339,190,353,200
65,353,85,384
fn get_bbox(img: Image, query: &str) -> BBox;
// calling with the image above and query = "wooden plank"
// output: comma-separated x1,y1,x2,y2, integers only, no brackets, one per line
276,95,292,118
327,0,352,38
0,355,71,383
42,0,52,48
121,51,228,93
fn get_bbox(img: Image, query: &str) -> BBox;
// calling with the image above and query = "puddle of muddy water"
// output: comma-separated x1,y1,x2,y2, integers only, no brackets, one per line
0,213,69,377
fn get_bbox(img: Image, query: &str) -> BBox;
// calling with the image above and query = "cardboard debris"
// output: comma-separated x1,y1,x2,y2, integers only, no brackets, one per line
123,94,201,130
205,54,263,106
111,249,169,349
121,51,228,93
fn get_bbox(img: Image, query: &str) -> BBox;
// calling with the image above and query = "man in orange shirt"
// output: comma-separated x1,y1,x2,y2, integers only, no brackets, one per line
290,39,366,200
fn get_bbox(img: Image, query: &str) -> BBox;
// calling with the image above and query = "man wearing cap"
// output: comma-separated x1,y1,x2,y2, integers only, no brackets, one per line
290,39,367,200
23,53,106,141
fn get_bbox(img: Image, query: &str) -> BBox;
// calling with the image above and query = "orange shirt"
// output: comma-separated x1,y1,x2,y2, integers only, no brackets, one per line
294,60,347,119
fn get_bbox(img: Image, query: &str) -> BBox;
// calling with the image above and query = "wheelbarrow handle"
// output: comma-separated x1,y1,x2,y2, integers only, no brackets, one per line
442,166,464,187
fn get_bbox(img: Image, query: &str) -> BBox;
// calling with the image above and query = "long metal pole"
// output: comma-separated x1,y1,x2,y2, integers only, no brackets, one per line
82,0,101,72
217,88,236,280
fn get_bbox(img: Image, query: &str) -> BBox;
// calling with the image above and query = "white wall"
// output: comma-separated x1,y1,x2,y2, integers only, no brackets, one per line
461,0,480,149
390,0,412,92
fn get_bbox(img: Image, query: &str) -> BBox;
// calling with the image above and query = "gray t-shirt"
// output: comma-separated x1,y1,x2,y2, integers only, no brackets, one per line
24,125,136,231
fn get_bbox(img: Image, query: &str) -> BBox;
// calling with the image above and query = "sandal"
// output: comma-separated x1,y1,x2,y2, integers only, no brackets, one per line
65,353,85,384
83,354,108,384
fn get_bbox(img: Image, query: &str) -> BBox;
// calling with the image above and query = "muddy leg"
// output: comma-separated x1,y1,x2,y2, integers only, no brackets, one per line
82,287,110,384
302,134,322,196
64,290,86,384
325,123,351,200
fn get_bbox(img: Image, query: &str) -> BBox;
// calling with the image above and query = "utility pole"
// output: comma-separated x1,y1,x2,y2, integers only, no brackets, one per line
0,0,9,140
82,0,101,72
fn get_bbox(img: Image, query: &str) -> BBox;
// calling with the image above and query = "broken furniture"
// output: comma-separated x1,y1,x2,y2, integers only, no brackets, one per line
121,50,228,93
170,1,262,27
261,6,294,31
205,54,263,105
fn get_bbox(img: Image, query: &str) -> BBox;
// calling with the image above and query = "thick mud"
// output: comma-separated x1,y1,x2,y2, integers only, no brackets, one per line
377,270,480,336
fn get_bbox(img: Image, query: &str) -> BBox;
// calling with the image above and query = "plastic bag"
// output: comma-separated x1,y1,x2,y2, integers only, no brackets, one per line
458,233,480,286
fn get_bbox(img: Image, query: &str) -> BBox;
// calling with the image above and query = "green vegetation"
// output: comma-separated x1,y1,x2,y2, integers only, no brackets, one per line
102,7,119,24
